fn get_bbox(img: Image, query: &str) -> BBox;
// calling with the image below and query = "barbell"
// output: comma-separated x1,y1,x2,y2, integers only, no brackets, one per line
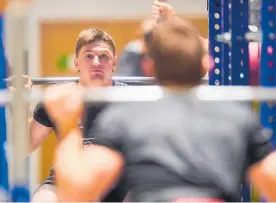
31,76,156,85
4,76,209,86
1,86,276,105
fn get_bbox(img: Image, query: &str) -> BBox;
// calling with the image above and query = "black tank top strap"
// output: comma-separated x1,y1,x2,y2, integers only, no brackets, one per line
113,80,129,86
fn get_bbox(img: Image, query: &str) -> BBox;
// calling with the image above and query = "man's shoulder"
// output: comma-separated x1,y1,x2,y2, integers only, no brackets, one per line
99,101,154,123
113,80,129,86
33,102,46,114
204,101,251,115
203,101,256,129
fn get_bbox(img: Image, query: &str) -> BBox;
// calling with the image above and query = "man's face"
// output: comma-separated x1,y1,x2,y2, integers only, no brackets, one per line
75,41,116,86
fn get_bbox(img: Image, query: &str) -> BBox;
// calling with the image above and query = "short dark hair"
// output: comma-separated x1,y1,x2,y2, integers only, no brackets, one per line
148,18,204,86
75,28,116,56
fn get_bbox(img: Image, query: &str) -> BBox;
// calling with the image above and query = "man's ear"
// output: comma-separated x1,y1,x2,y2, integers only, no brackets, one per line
74,57,80,72
141,55,155,77
201,54,214,77
112,56,117,72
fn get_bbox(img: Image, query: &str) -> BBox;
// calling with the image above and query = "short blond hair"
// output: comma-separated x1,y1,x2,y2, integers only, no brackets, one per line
75,28,116,56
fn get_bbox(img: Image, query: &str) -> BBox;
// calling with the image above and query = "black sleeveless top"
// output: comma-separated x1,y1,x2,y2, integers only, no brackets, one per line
34,80,128,202
33,80,128,138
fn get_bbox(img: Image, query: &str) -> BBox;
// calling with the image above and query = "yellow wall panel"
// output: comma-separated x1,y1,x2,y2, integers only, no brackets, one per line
0,0,32,13
0,0,7,12
40,132,57,182
40,20,141,77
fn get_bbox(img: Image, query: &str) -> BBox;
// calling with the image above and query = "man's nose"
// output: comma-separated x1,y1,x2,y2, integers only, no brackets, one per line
92,56,100,66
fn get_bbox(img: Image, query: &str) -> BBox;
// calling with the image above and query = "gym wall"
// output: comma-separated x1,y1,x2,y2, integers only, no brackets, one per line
0,1,7,12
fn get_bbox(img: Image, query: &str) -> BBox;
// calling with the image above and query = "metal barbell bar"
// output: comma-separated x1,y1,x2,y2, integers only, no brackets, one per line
31,76,156,85
4,76,209,86
1,86,276,104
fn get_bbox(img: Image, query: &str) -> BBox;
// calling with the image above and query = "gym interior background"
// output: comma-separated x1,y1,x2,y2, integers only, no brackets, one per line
0,0,209,191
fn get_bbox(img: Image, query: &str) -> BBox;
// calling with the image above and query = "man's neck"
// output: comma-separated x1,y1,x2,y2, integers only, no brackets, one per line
161,83,198,94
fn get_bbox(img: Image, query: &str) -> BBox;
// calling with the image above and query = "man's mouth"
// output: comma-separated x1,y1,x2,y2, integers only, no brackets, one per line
89,70,104,80
90,69,104,73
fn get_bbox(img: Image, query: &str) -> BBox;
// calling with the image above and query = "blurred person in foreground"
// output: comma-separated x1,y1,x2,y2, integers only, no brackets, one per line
44,15,276,202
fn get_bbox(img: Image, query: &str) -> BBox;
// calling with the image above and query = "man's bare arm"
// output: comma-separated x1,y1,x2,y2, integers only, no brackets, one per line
248,152,276,201
55,129,123,202
151,1,209,54
27,117,53,155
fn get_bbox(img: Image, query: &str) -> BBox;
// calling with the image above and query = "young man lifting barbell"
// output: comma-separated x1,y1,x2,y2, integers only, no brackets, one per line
8,28,128,202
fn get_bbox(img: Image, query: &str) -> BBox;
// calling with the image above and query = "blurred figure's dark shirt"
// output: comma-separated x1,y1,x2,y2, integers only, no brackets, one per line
88,90,273,202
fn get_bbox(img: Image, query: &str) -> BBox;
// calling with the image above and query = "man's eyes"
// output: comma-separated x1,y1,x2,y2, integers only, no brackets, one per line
85,54,109,60
85,54,93,59
99,54,109,59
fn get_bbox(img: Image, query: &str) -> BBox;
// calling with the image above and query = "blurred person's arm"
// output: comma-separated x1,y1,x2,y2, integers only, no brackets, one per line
40,83,124,202
245,113,276,201
151,0,208,54
55,128,124,202
152,0,175,22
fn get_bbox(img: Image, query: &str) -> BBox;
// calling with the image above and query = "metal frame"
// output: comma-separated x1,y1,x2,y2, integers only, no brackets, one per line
0,10,9,201
230,1,251,201
4,76,208,86
4,0,30,201
231,0,250,86
260,0,276,149
0,86,276,104
208,0,223,85
256,2,276,199
211,0,268,201
208,0,231,86
221,0,230,85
